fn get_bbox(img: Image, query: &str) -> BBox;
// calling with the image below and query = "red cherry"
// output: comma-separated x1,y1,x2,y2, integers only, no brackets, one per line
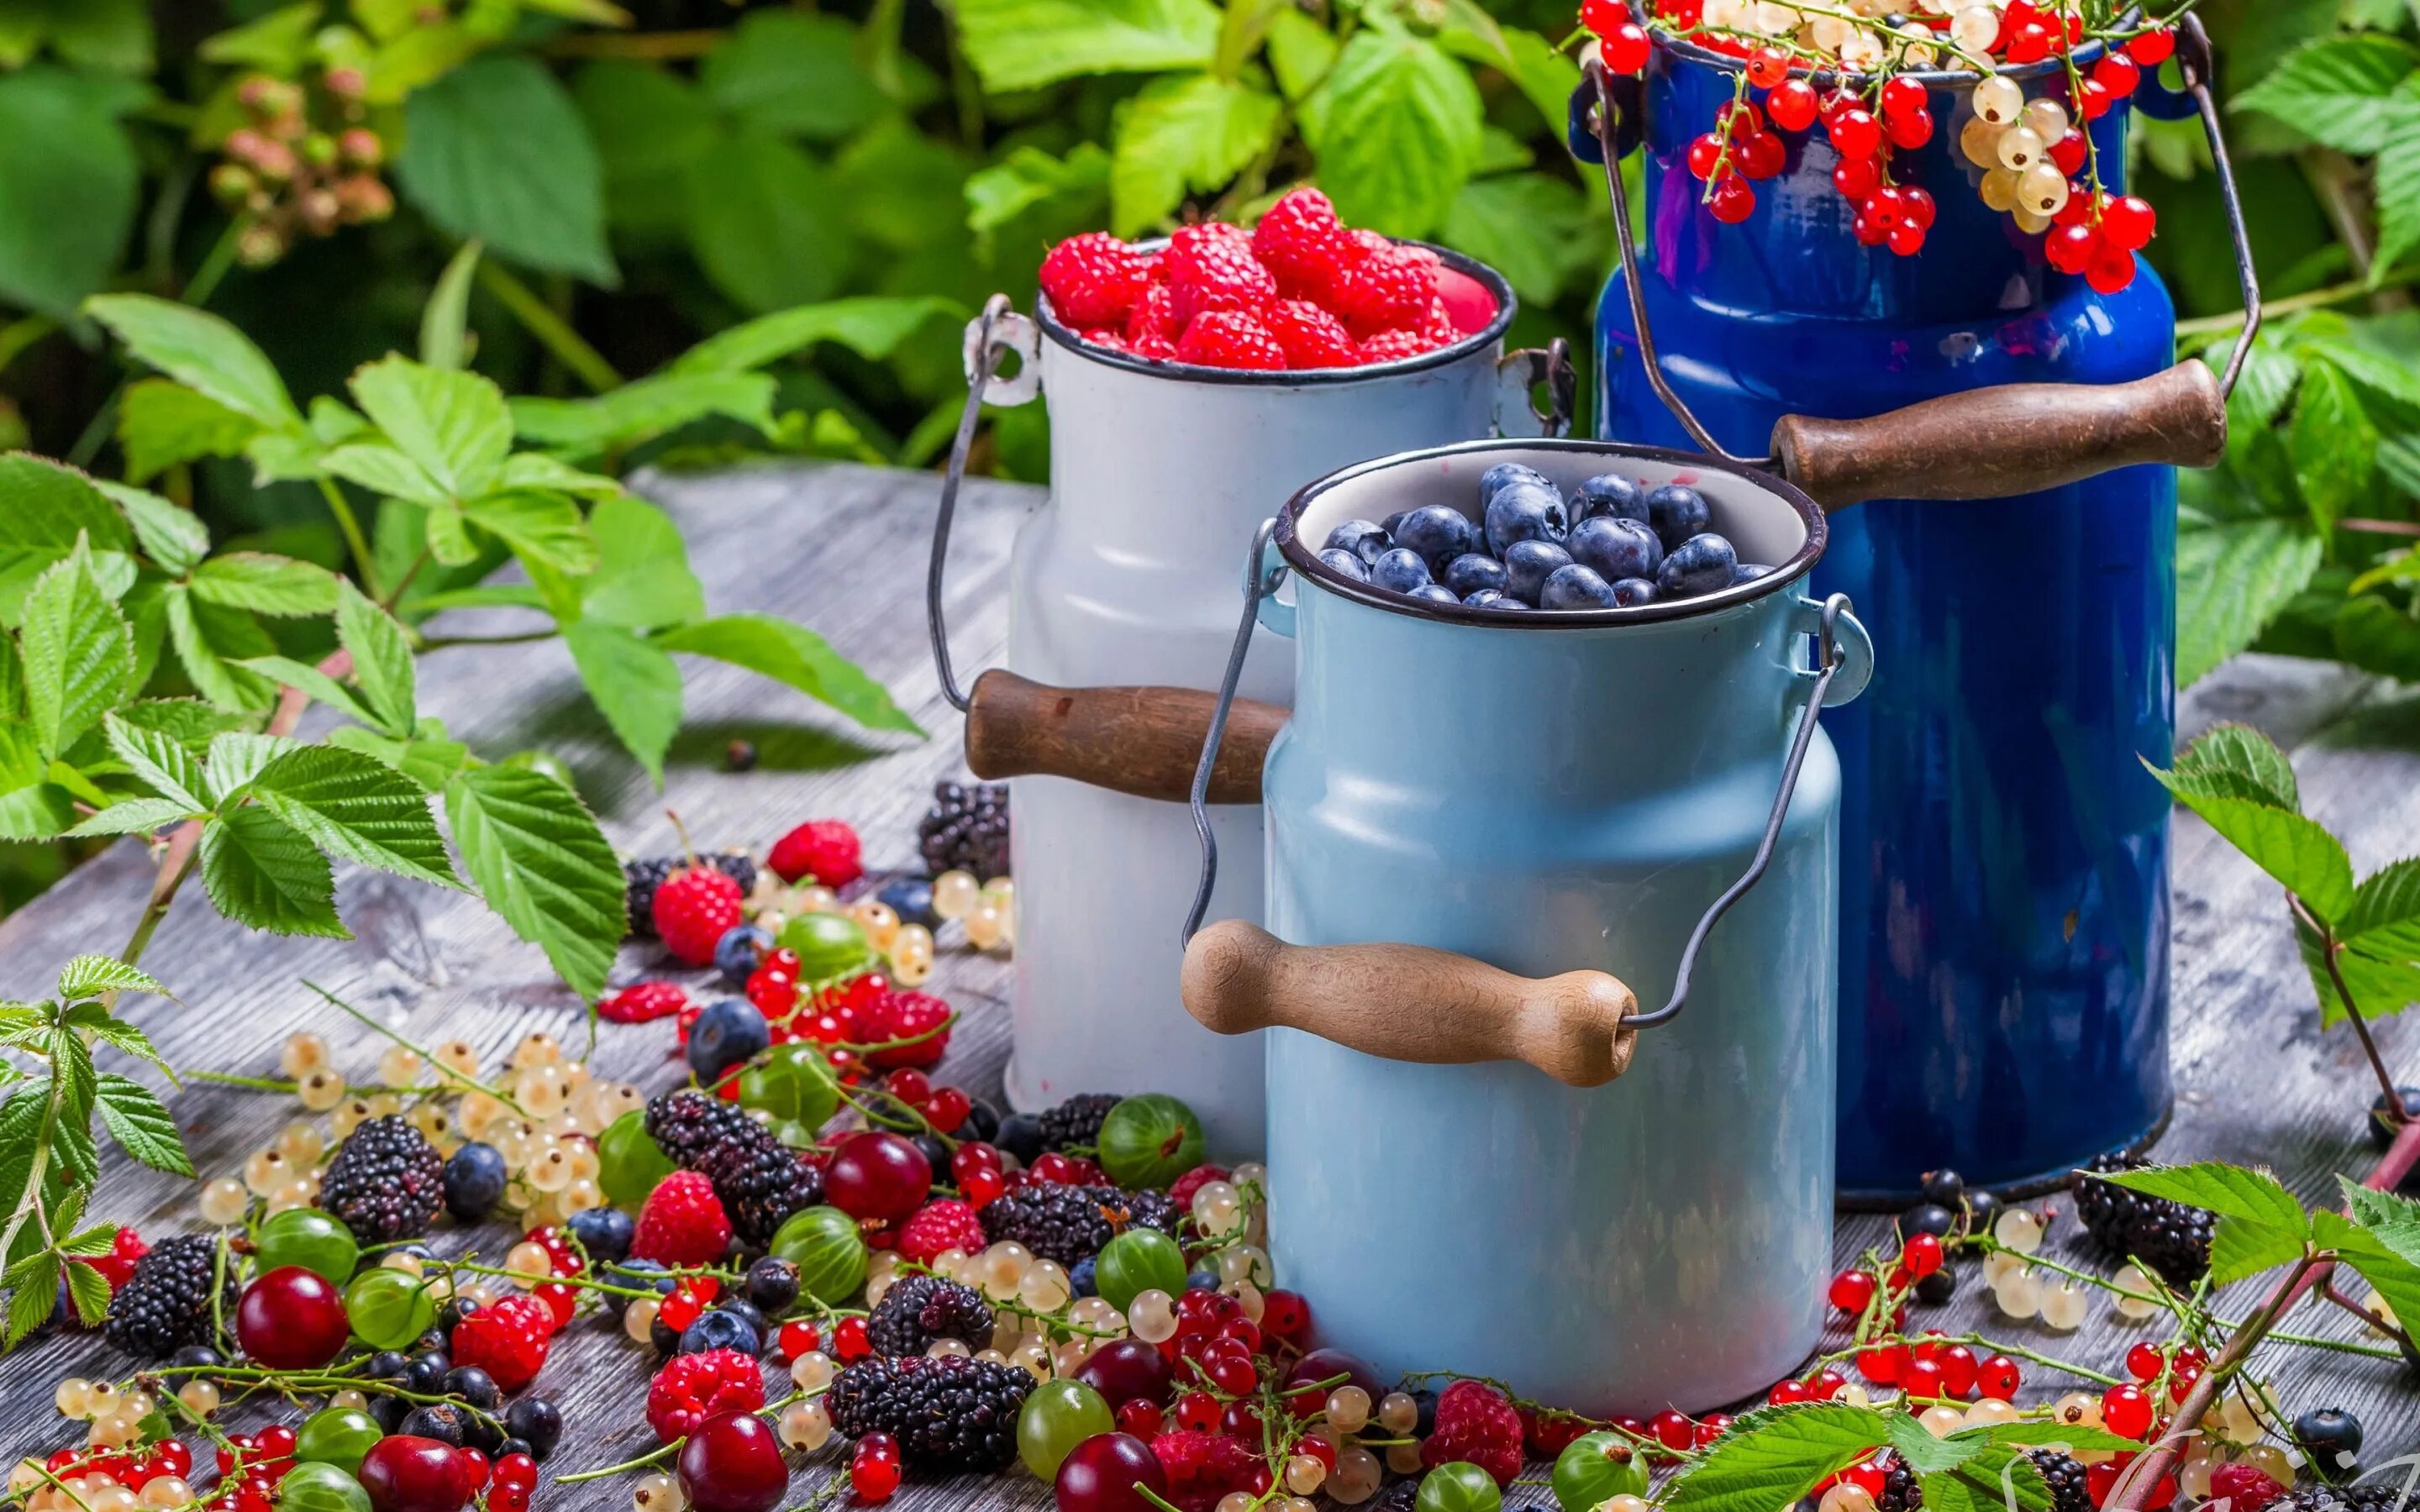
1649,1409,1694,1451
1079,1340,1175,1408
2100,195,2155,250
1768,79,1820,132
1831,156,1881,199
1604,22,1651,74
1901,1232,1944,1278
1827,108,1881,160
2128,28,2175,66
236,1267,351,1370
1055,1433,1171,1512
2101,1383,2155,1440
677,1411,788,1512
2093,53,2139,97
357,1437,470,1512
1880,76,1928,123
850,1433,903,1504
823,1131,932,1222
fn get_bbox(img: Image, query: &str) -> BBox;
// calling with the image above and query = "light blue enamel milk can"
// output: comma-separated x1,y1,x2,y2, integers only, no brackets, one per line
1175,438,1874,1414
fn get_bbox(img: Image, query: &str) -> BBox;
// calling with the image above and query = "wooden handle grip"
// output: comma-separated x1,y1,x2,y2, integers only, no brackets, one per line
1180,919,1640,1088
1770,360,2227,509
962,669,1284,804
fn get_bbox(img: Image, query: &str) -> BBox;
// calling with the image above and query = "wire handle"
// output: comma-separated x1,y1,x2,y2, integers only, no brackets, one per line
928,294,1041,714
1182,517,1286,948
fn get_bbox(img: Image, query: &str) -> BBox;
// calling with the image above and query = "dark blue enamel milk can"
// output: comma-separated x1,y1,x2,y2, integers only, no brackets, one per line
1570,23,2255,1197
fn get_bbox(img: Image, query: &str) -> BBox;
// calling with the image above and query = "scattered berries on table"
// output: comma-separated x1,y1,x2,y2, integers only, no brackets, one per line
2075,1152,2214,1286
898,1200,988,1267
917,780,1011,880
103,1235,228,1357
449,1293,556,1392
318,1115,445,1245
825,1355,1036,1473
644,1090,824,1248
1039,1093,1123,1153
600,981,690,1025
977,1184,1179,1266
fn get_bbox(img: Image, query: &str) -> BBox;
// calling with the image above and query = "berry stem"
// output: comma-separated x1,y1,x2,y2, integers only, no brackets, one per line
299,979,535,1120
550,1389,814,1484
2287,893,2409,1123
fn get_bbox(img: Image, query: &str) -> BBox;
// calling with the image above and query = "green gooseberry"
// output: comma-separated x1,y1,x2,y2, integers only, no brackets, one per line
295,1406,385,1476
255,1207,359,1286
778,912,875,981
1096,1094,1207,1190
1092,1228,1186,1313
737,1043,840,1128
1016,1378,1114,1480
277,1459,372,1512
343,1265,436,1352
599,1107,676,1207
769,1205,868,1302
1417,1462,1505,1512
1552,1431,1648,1512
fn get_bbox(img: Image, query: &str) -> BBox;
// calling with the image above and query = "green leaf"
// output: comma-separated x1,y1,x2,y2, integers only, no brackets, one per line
2344,858,2420,961
1439,171,1600,304
2333,596,2420,682
2344,1182,2420,1268
965,144,1110,239
199,805,345,937
1886,1415,1984,1475
578,495,705,630
511,372,779,455
1264,8,1338,102
111,697,245,755
103,711,207,811
2233,35,2420,155
2144,770,2357,921
1920,1446,2052,1512
682,127,851,314
328,727,471,792
248,744,460,890
0,68,138,319
65,796,193,837
94,479,208,575
2293,362,2378,534
463,491,599,576
322,442,450,508
1662,1405,1890,1512
445,764,625,1002
199,3,320,72
163,585,277,713
574,56,719,239
496,454,622,497
6,1250,56,1347
18,543,133,760
116,379,264,485
0,454,136,624
2209,1212,2315,1285
397,54,617,286
2169,722,2302,811
672,296,958,376
61,1257,110,1327
2306,331,2420,409
564,619,682,783
1976,1423,2142,1452
2374,93,2420,281
203,732,293,804
56,954,162,1004
2325,1195,2420,1341
2093,1161,2309,1235
702,9,887,142
236,655,381,728
335,579,416,738
189,553,339,617
952,0,1218,92
1303,27,1483,238
2175,511,2322,687
350,354,515,501
419,240,482,370
655,613,922,736
93,1073,189,1176
1110,73,1284,235
83,294,302,431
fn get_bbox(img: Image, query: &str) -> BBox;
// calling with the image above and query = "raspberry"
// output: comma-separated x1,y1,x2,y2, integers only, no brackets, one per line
1251,187,1350,300
2207,1465,2285,1512
631,1171,734,1267
1422,297,1463,346
652,864,744,967
645,1348,765,1444
1421,1380,1524,1488
1150,1431,1258,1512
1127,283,1181,346
1177,311,1286,370
768,820,861,888
1264,301,1357,370
898,1200,987,1266
861,988,952,1070
1040,232,1152,329
598,981,688,1024
1165,223,1275,325
450,1294,555,1391
1166,1165,1231,1211
1329,239,1439,339
1356,328,1438,365
1085,329,1130,351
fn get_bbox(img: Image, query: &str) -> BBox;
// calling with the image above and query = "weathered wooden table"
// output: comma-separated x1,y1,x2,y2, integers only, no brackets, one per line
2,464,2414,1508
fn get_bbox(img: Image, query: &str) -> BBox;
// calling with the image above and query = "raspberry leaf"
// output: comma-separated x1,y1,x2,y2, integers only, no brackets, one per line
1915,1446,2052,1512
463,490,600,577
103,711,208,812
951,0,1218,94
575,495,706,632
652,613,920,736
246,743,461,890
1108,74,1281,236
188,553,341,617
396,55,617,286
93,1072,191,1178
163,584,278,714
198,804,347,937
509,372,780,460
445,764,625,1004
82,295,303,433
2087,1160,2307,1237
18,540,134,762
335,579,418,738
55,954,165,1005
1301,26,1482,239
565,618,683,783
1660,1404,1891,1512
349,354,517,502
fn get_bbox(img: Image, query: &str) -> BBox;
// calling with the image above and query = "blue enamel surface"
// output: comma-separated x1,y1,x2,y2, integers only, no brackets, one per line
1594,47,2175,1197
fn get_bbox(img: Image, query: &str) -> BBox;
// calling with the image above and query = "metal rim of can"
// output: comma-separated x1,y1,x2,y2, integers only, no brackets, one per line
1031,239,1519,386
1273,435,1828,630
1642,5,2134,90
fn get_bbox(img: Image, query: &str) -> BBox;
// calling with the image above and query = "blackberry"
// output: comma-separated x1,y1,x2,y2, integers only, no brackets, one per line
2074,1152,2215,1286
104,1235,228,1357
2029,1452,2091,1512
825,1355,1034,1473
1371,1481,1421,1512
2285,1485,2416,1512
1880,1463,1923,1512
865,1274,994,1357
320,1116,445,1244
624,850,756,937
1038,1093,1122,1153
644,1089,823,1247
917,780,1010,880
977,1184,1180,1266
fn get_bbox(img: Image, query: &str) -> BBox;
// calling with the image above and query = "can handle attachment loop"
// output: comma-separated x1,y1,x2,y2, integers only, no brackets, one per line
1495,339,1577,439
928,294,1041,714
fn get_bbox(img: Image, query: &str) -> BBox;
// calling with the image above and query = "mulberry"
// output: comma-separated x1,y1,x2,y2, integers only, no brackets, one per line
318,1116,445,1244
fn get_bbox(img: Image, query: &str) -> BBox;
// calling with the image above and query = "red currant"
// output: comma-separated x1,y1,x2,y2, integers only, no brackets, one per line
1260,1289,1310,1341
1687,134,1726,181
2101,1383,2154,1440
850,1433,903,1503
1604,21,1651,73
2124,1341,2165,1380
1708,176,1755,223
495,1453,539,1492
1692,1414,1733,1446
886,1068,934,1104
1176,1394,1222,1433
1901,187,1935,229
1886,108,1932,150
924,1087,972,1133
1768,1378,1809,1405
1222,1399,1265,1440
2086,1462,2123,1506
2128,28,2175,66
1768,79,1820,132
776,1320,819,1362
1746,48,1789,89
744,971,796,1020
1734,131,1785,180
2007,20,2054,62
1856,1341,1904,1385
1580,0,1628,36
1863,188,1905,232
834,1315,872,1362
2100,195,2155,251
2049,128,2089,176
1115,1399,1162,1438
1831,157,1881,199
2093,53,2140,97
2086,244,2138,294
1938,1345,1978,1399
1881,77,1927,123
1649,1409,1694,1452
1807,1367,1849,1400
1844,1460,1889,1499
2076,76,2115,119
1827,108,1881,160
1901,1232,1944,1278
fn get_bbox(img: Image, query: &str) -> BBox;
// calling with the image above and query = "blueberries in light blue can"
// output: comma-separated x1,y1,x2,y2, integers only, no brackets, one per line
1733,563,1773,585
1567,516,1662,584
1410,584,1460,604
1443,553,1507,598
1380,511,1410,538
1463,589,1508,608
1324,518,1391,565
1657,533,1739,597
1393,505,1476,569
1574,473,1645,522
1318,547,1370,582
1370,548,1431,594
1612,577,1660,607
1484,483,1568,556
1478,462,1553,505
1540,564,1620,610
1644,483,1712,549
1502,539,1573,605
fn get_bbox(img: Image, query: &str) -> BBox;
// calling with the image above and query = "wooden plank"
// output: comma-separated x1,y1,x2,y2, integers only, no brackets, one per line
0,466,2414,1509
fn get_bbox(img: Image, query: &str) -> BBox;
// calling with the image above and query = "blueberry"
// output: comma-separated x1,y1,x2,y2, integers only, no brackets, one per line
960,1098,1000,1142
1484,482,1568,556
2296,1407,2362,1467
1318,547,1370,583
2368,1087,2420,1148
1393,505,1476,569
1411,1389,1439,1437
1644,483,1712,548
445,1365,502,1410
1574,473,1645,522
1325,519,1392,564
715,1298,770,1335
680,1308,760,1357
1186,1269,1219,1294
876,876,937,931
997,1112,1044,1163
1069,1256,1097,1298
1463,589,1507,608
1540,564,1620,610
744,1257,800,1314
687,998,770,1084
442,1142,507,1223
1900,1204,1956,1240
1486,597,1531,612
1566,516,1662,583
1410,584,1460,604
566,1205,634,1263
1380,511,1410,538
1443,553,1507,597
1370,548,1432,595
1478,462,1553,505
1611,578,1658,607
1732,563,1773,585
399,1404,465,1446
603,1257,671,1316
1502,539,1574,605
1655,533,1738,598
505,1398,564,1460
713,924,772,987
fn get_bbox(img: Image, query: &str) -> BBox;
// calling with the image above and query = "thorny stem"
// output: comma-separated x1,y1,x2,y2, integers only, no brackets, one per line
2287,894,2407,1122
2323,1282,2412,1349
316,477,381,598
2176,266,2420,339
475,261,622,395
